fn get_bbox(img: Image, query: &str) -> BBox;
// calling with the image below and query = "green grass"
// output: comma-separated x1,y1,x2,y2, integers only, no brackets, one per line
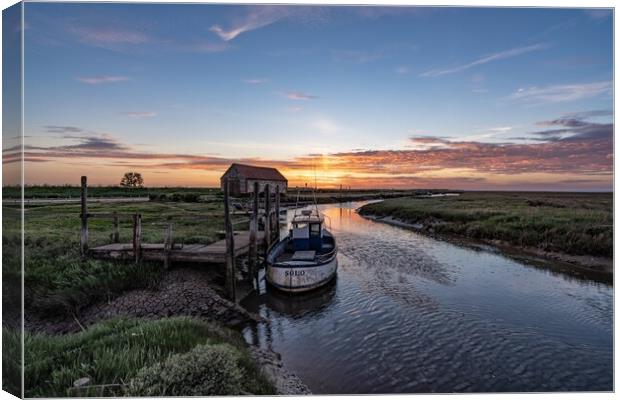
2,193,274,397
4,317,275,397
3,185,222,199
2,198,241,317
358,191,612,258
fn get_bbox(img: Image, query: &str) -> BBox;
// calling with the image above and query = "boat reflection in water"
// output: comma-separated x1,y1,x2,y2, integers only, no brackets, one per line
241,276,338,350
265,277,338,318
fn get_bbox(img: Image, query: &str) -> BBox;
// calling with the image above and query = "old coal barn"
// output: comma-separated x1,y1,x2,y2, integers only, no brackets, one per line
220,163,288,196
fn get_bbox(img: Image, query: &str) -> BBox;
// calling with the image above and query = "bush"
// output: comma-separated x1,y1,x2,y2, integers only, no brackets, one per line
127,344,244,396
21,317,274,397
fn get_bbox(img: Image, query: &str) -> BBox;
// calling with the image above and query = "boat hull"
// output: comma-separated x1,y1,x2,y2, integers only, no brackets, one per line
266,256,338,293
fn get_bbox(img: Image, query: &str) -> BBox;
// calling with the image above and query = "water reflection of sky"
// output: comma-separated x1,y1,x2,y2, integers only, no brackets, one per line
243,202,612,394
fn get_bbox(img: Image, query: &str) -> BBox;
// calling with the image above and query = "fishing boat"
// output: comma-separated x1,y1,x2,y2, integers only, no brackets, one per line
266,206,338,293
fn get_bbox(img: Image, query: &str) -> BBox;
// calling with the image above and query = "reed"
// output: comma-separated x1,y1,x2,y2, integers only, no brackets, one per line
359,191,612,258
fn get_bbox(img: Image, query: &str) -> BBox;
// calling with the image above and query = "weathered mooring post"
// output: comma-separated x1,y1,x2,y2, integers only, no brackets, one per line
274,185,280,243
164,218,172,269
249,181,259,288
224,179,236,302
132,214,142,263
80,176,88,256
264,184,271,255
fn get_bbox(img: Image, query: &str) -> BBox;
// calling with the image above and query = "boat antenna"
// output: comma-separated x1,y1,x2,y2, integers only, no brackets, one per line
313,161,319,216
294,187,300,217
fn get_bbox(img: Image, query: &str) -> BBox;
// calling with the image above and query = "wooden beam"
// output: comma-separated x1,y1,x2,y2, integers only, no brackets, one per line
224,179,236,302
83,212,136,219
80,176,88,256
112,212,120,243
249,181,259,288
132,214,142,263
164,219,172,269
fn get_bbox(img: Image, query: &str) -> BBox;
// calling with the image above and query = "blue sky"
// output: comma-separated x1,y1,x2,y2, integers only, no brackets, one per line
7,4,614,189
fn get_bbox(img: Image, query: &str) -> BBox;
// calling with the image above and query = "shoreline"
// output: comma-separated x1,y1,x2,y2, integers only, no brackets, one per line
359,213,612,283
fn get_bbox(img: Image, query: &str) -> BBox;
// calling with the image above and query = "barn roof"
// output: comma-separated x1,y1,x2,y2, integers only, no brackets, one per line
223,163,287,182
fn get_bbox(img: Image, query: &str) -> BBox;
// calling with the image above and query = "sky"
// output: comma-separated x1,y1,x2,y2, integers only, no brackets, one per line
2,3,614,190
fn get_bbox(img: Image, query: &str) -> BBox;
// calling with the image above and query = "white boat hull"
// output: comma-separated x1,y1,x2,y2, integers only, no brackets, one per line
266,256,338,293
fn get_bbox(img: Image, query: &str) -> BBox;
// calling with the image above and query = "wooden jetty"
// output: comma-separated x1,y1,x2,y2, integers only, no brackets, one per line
79,176,283,302
88,231,266,264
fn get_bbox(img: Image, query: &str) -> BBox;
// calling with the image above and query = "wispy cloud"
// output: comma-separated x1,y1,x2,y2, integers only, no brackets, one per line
177,40,229,53
69,26,149,47
529,113,612,142
283,91,318,101
67,24,228,54
509,81,611,104
561,110,612,120
210,6,327,42
487,126,513,133
7,115,612,191
210,6,291,41
244,78,269,84
421,43,546,77
313,118,342,134
395,66,410,75
332,49,385,63
44,125,85,134
77,76,131,85
584,9,612,19
124,111,156,118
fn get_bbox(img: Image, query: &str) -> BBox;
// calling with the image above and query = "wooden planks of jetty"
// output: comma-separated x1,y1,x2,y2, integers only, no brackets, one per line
89,231,266,263
79,176,283,302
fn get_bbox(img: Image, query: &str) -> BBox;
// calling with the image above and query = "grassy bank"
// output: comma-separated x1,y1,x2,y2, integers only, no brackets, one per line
358,192,612,262
1,193,279,396
4,317,274,397
4,199,236,317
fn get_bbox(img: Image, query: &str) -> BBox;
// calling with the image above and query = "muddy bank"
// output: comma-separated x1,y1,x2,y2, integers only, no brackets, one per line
25,267,259,335
361,214,612,282
250,347,312,395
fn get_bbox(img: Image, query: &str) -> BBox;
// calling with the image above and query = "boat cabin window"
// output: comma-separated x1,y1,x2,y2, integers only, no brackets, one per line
292,223,309,239
310,223,321,236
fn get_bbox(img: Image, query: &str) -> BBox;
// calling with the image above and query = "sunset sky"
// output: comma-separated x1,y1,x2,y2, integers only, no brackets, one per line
2,4,614,190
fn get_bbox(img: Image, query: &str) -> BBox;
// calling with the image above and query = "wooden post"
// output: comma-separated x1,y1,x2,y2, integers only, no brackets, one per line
248,181,259,288
264,184,271,254
112,212,119,243
224,179,236,302
80,176,88,256
132,214,142,263
274,185,280,243
164,219,172,269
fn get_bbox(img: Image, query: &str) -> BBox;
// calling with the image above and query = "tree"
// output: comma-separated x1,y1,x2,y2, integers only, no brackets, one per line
120,172,144,188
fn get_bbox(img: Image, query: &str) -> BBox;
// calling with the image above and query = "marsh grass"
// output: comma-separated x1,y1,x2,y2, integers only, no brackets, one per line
359,192,612,258
7,317,275,397
4,199,236,316
3,185,222,199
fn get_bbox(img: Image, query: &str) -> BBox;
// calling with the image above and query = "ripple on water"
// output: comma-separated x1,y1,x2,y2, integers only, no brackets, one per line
242,203,612,393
